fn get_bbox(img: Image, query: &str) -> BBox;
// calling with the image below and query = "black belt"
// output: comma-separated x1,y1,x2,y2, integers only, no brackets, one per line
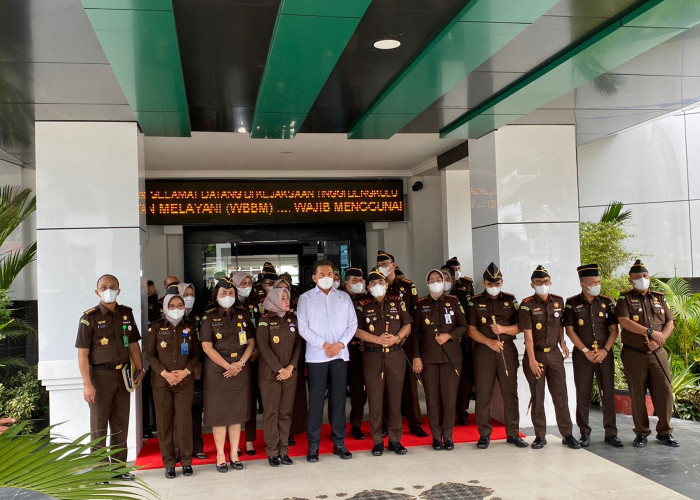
364,345,402,354
90,363,125,370
623,344,660,355
535,346,558,353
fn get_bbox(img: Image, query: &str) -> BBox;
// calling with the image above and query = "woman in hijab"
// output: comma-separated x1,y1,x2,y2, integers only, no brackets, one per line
256,288,301,466
200,278,256,472
145,293,201,479
411,269,467,451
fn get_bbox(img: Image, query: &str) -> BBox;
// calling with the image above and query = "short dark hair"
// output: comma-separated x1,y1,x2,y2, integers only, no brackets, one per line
147,280,154,286
440,265,455,278
96,274,119,288
312,259,335,275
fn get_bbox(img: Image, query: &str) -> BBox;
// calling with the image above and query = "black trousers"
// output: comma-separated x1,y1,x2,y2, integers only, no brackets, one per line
307,359,348,449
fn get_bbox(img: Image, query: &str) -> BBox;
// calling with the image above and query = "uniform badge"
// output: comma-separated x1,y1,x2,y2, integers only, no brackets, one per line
504,302,509,307
390,302,395,307
369,324,375,332
100,337,109,346
290,327,296,332
554,302,559,308
123,315,128,320
273,335,280,344
633,315,639,322
481,317,486,324
424,318,430,325
446,302,451,307
239,331,247,345
128,325,132,331
598,312,604,317
160,340,167,348
401,302,406,312
578,319,584,326
554,312,559,318
216,333,223,340
238,315,243,319
660,309,665,314
601,303,606,309
231,352,238,358
535,323,542,330
237,322,242,327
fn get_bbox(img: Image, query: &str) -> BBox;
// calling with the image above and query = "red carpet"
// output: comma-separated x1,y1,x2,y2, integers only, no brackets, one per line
135,414,523,470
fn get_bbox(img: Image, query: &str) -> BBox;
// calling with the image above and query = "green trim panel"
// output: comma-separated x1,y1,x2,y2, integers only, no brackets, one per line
82,1,190,137
441,0,699,139
348,0,559,139
251,0,371,139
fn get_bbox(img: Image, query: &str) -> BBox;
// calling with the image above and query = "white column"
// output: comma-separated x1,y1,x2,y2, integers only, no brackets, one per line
441,164,473,279
36,122,145,461
470,125,581,428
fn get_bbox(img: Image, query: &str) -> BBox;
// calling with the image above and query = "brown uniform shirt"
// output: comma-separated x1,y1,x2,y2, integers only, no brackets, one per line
75,303,141,365
563,293,617,347
256,312,301,381
452,277,474,313
200,305,255,361
387,277,418,315
145,317,201,377
355,295,411,348
518,294,565,349
412,294,467,363
467,291,519,339
615,289,674,350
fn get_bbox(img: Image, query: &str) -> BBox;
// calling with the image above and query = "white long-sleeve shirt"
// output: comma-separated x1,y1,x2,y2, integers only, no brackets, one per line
297,285,358,363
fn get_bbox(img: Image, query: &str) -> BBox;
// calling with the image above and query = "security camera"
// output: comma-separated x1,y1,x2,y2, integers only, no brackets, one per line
412,181,424,192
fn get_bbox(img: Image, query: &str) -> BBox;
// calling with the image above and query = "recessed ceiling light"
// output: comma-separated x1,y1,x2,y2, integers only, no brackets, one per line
237,126,247,133
374,39,401,50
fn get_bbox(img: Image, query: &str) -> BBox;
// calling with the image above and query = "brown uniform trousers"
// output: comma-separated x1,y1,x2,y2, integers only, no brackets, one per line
413,294,466,440
146,318,201,467
257,312,302,457
453,277,475,418
75,303,141,464
467,292,521,437
387,278,421,428
343,290,368,429
240,297,262,445
519,294,573,438
564,293,617,437
356,295,411,444
616,289,675,436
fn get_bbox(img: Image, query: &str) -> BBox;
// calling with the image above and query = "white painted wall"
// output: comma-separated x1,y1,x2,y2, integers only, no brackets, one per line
441,164,473,280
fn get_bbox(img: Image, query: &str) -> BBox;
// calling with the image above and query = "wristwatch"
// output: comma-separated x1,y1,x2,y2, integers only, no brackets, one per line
646,327,654,339
581,347,590,353
240,360,246,367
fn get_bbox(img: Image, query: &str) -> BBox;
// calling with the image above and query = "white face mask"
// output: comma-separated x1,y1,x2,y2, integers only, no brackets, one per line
333,281,341,289
100,289,118,304
369,284,387,298
632,277,650,291
454,270,461,279
317,276,334,290
378,265,391,277
586,284,601,297
428,282,444,295
486,286,501,297
237,286,252,299
266,285,274,292
217,295,235,308
349,283,364,295
534,284,550,296
165,308,185,323
443,281,452,293
183,296,195,309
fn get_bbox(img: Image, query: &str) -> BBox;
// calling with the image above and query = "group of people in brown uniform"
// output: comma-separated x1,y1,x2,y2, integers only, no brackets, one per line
75,254,680,481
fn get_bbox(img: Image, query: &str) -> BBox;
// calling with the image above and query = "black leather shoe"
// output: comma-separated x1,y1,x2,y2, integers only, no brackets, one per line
268,456,280,467
633,434,648,447
114,473,136,481
457,411,469,426
432,438,443,450
531,437,547,449
280,454,293,465
443,438,454,451
351,426,365,440
476,436,490,449
656,434,680,447
164,467,176,479
288,436,296,446
307,448,319,462
216,463,228,473
182,465,193,477
605,435,624,447
507,435,528,448
410,426,429,438
229,460,243,470
333,445,352,459
371,443,384,456
387,441,407,455
194,452,207,460
562,434,581,449
579,434,590,447
246,445,256,456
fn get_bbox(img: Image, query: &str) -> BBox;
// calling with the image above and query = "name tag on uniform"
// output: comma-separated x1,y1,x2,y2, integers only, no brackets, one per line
444,313,452,324
181,342,189,355
239,331,247,345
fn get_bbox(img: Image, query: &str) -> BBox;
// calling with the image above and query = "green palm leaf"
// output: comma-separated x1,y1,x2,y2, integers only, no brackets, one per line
599,201,632,225
0,241,37,290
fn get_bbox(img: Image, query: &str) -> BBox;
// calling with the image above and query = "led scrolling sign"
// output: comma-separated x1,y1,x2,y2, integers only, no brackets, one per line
144,180,405,224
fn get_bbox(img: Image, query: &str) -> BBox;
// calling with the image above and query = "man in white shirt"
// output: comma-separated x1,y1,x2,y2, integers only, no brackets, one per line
297,259,358,462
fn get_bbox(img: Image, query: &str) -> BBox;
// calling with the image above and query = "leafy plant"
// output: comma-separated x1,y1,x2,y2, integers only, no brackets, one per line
669,355,700,421
651,277,700,367
0,185,37,290
599,201,632,225
0,421,157,499
579,220,636,298
0,366,48,432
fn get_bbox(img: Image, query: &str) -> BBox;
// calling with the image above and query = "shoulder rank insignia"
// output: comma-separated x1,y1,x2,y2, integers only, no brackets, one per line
80,319,90,326
83,307,96,315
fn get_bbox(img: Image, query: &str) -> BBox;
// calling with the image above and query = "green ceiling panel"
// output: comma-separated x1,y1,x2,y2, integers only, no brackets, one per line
623,0,700,28
82,1,190,137
348,0,559,139
251,0,371,139
81,0,172,11
440,0,698,139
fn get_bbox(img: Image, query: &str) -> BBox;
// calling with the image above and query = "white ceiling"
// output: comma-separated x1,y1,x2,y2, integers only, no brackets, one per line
144,132,464,178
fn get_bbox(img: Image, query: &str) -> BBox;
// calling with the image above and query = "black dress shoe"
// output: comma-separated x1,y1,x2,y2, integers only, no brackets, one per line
531,437,547,449
633,434,648,447
194,452,207,460
280,454,293,465
457,411,469,426
656,434,680,447
432,438,443,450
333,445,352,459
229,460,244,470
307,449,319,462
507,435,528,448
443,438,454,451
351,426,366,440
562,434,581,449
387,441,407,455
410,426,429,438
246,446,256,456
476,436,490,449
216,463,228,473
371,443,384,456
114,473,136,481
288,436,296,446
164,467,176,479
182,465,193,476
605,435,624,447
268,456,280,467
579,434,590,447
